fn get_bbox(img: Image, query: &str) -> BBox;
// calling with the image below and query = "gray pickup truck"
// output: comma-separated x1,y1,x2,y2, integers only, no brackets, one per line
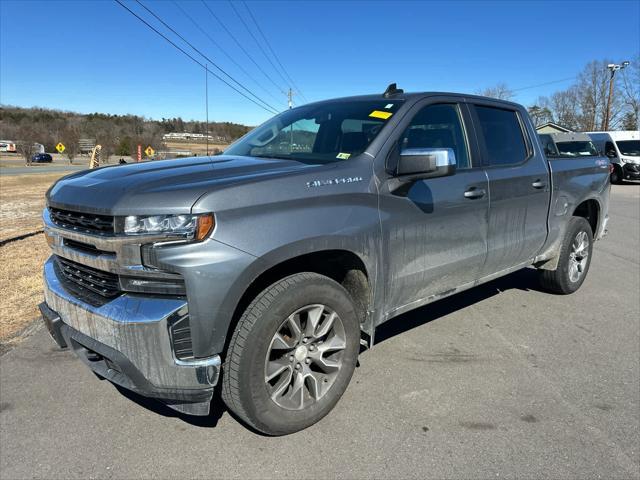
40,85,610,435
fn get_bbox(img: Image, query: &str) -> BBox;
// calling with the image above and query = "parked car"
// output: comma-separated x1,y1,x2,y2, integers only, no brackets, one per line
538,132,600,157
0,140,17,153
40,86,610,435
587,130,640,183
31,153,53,163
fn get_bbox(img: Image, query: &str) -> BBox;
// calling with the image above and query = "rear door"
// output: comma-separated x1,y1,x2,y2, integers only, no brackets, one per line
471,103,551,276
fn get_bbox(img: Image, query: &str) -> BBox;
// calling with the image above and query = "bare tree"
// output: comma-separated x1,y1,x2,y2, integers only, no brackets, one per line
620,54,640,130
527,104,554,127
574,59,630,130
61,126,80,164
548,87,581,130
477,83,514,100
15,124,38,165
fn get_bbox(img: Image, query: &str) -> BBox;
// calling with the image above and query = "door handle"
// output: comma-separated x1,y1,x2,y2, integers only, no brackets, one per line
532,179,547,189
464,187,486,199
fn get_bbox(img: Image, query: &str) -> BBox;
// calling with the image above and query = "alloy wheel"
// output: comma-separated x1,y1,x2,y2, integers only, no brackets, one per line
568,230,589,282
264,304,346,410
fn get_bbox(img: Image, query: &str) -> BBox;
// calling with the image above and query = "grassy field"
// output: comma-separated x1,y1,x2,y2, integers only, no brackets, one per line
0,173,66,242
0,172,65,344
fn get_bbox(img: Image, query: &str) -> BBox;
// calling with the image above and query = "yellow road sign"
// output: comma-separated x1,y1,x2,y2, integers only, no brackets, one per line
144,146,155,157
56,142,65,153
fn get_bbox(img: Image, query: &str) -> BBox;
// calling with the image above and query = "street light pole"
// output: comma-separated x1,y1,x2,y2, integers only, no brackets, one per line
604,61,630,131
205,63,209,156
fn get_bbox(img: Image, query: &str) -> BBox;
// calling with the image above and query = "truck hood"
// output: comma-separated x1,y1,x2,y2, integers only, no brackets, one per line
47,155,316,216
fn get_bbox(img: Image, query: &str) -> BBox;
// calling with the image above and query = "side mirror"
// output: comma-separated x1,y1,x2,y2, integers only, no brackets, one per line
605,150,617,159
396,148,457,178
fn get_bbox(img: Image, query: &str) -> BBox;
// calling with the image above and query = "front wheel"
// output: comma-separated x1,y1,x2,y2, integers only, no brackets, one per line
221,272,360,435
538,216,593,294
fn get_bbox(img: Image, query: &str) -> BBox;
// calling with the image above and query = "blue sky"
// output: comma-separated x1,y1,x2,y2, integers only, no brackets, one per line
1,0,638,126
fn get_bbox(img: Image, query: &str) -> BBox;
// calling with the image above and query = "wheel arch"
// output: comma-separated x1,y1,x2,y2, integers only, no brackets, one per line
572,198,600,236
536,196,601,271
223,248,374,359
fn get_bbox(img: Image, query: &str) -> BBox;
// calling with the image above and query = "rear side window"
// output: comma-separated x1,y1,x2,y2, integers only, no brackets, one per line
475,106,528,166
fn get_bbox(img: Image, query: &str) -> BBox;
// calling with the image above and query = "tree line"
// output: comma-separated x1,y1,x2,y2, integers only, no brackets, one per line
479,56,640,131
0,106,251,163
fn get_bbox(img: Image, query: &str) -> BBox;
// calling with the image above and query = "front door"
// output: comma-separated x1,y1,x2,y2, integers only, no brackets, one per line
379,101,489,316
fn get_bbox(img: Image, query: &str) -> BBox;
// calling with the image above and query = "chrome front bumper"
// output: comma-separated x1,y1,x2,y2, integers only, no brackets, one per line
42,257,221,414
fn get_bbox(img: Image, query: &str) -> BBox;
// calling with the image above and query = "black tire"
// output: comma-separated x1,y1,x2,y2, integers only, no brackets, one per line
610,165,624,184
539,216,594,294
221,272,360,435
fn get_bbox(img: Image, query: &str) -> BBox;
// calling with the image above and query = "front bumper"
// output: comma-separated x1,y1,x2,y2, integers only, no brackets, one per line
623,163,640,179
41,257,220,415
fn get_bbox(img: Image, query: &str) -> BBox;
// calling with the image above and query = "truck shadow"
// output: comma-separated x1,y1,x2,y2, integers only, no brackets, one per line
113,384,226,428
374,267,543,344
112,267,544,429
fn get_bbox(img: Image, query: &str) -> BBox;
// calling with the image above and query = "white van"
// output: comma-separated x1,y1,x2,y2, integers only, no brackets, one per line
587,131,640,183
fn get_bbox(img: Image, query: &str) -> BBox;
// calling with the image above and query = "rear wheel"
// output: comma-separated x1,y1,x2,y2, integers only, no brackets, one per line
539,216,593,294
221,272,360,435
610,165,624,184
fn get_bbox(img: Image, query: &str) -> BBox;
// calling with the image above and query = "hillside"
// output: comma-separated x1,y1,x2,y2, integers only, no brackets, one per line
0,105,251,159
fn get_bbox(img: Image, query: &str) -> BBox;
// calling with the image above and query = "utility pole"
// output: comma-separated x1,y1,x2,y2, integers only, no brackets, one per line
287,88,294,109
205,63,209,156
604,60,630,131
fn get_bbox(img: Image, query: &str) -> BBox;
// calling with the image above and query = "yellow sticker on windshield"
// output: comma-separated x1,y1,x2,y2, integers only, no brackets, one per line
369,110,393,120
336,152,351,160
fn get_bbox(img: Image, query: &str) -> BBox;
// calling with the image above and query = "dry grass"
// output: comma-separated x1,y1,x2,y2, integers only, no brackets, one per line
0,172,67,344
0,234,50,343
0,173,66,242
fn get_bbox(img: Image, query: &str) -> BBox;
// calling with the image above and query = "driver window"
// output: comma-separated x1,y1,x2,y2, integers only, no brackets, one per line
400,104,470,169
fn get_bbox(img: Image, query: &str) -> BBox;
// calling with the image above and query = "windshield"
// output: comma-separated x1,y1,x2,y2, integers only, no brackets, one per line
225,100,403,164
616,140,640,156
555,141,598,157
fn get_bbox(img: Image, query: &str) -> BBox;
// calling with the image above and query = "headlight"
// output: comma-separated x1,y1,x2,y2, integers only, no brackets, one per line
121,213,214,241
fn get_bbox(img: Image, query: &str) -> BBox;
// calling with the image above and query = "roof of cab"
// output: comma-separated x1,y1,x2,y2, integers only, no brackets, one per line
303,89,524,110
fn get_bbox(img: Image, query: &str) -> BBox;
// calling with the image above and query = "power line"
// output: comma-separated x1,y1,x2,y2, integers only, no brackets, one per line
201,0,288,98
227,0,290,95
171,0,281,105
241,1,307,102
134,0,278,113
512,76,577,93
120,0,278,114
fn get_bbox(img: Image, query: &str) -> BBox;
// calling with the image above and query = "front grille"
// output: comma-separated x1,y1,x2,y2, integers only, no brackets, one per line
54,256,121,302
49,207,114,235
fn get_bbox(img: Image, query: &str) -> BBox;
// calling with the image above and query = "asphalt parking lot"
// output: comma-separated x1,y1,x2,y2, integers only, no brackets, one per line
1,184,638,480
